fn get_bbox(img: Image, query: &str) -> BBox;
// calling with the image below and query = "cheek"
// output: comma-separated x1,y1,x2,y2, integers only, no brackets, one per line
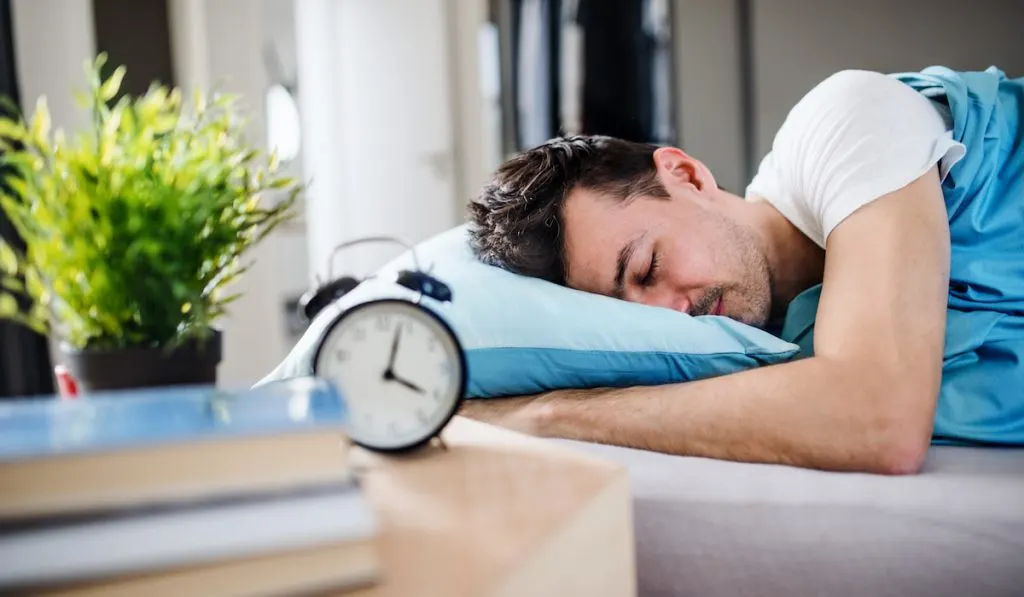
665,237,719,286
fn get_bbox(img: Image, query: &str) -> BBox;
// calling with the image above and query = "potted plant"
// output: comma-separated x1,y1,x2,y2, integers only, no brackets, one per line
0,54,301,393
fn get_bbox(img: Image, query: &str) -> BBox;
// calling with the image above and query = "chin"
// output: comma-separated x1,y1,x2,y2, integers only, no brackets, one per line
732,315,760,328
732,309,770,329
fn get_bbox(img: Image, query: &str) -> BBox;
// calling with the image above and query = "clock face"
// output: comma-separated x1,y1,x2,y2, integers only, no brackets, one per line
312,299,465,451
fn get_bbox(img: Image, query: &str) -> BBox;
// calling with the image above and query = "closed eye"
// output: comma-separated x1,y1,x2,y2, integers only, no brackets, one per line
639,251,659,287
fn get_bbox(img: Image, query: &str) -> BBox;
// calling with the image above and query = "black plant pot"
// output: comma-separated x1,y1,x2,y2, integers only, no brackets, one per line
61,330,222,394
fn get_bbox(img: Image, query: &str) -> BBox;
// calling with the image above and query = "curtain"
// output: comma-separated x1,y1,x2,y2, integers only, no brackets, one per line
506,0,677,149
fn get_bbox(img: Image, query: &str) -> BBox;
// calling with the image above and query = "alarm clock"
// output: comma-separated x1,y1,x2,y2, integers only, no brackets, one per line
304,236,467,452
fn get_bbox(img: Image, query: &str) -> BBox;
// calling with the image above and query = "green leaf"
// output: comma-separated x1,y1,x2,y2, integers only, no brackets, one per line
0,241,17,275
212,92,240,108
0,95,21,119
73,89,92,109
1,276,24,293
167,87,182,111
268,176,295,190
102,100,125,141
25,267,44,301
30,97,51,142
0,118,27,141
0,293,18,317
87,52,108,87
99,66,126,101
193,88,206,114
216,292,243,306
28,300,48,324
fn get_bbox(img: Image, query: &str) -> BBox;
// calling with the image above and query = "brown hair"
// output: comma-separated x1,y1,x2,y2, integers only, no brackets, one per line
467,135,667,284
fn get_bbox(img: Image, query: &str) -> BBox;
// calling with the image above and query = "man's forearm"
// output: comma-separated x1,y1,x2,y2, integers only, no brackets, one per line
504,355,933,474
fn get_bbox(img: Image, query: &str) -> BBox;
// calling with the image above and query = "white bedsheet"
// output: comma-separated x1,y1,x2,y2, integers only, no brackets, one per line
551,440,1024,597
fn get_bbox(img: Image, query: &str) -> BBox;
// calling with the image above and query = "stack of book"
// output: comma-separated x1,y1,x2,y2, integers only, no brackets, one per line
0,377,379,596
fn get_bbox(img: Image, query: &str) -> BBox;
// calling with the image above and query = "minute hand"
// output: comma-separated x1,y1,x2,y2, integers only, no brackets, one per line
384,324,401,376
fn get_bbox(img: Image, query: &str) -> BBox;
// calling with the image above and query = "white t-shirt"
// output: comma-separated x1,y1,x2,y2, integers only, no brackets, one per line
746,69,967,248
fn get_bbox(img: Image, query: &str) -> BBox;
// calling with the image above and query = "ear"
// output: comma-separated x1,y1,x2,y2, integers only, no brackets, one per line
653,147,717,192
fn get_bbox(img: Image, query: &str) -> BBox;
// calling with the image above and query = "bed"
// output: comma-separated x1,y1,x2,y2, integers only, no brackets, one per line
550,439,1024,596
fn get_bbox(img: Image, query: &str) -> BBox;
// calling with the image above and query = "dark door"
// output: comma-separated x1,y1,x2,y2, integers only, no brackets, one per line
0,0,54,399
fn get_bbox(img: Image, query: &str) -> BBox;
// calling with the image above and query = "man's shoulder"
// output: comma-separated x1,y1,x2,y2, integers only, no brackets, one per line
783,69,917,130
749,67,958,247
804,69,897,95
768,67,951,169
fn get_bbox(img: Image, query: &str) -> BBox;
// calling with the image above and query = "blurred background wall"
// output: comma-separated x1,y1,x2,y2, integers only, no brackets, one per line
3,0,1022,391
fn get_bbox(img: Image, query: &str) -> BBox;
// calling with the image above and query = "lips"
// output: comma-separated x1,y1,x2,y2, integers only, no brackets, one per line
712,296,724,316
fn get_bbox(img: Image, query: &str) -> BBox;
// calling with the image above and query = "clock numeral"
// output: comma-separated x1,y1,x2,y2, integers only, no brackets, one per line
375,315,392,331
416,408,431,425
438,362,452,379
427,338,437,353
335,349,350,362
352,328,366,342
387,421,399,437
432,389,443,402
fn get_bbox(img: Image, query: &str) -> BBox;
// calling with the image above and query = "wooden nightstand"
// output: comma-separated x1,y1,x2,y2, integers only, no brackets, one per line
344,416,637,597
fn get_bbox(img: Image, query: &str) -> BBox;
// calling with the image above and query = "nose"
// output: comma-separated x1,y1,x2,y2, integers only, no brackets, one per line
634,285,692,315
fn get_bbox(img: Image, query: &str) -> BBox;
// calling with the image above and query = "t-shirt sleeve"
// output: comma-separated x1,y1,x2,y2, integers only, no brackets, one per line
746,69,965,246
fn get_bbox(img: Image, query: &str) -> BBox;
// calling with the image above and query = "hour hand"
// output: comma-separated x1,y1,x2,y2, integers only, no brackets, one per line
393,375,425,394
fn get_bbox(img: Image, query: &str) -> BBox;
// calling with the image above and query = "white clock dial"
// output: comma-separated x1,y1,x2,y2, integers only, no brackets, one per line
313,300,465,451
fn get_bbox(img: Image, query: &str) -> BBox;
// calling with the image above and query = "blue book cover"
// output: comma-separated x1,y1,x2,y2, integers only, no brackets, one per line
0,377,349,462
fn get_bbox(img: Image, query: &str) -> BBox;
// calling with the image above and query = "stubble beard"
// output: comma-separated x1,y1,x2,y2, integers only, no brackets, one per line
731,224,773,328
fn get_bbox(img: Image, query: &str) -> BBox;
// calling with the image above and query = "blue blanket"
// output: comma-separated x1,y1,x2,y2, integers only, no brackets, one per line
780,66,1024,446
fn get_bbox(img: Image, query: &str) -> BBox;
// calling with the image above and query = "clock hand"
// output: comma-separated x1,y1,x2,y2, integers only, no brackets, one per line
392,374,426,395
384,323,402,378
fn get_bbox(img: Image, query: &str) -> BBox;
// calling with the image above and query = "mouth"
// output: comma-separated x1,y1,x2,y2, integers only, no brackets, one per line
712,296,724,316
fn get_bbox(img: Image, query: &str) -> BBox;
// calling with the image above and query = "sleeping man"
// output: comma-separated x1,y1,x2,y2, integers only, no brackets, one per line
461,66,1024,474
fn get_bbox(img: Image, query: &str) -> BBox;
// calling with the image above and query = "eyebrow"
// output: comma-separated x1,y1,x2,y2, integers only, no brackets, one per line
613,234,645,299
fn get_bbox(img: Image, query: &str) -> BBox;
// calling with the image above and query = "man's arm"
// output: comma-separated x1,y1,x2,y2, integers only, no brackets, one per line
461,168,950,474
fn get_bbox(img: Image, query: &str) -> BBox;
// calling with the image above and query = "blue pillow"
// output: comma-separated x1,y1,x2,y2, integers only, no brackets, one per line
258,225,800,397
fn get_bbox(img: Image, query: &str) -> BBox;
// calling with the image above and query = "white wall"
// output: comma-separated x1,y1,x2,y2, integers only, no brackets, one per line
166,0,209,95
750,0,1024,163
671,0,745,194
294,0,478,282
670,0,1024,190
446,0,501,218
261,0,314,347
11,0,96,136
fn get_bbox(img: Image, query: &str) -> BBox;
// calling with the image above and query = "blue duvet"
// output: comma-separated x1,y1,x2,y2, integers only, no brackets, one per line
781,65,1024,446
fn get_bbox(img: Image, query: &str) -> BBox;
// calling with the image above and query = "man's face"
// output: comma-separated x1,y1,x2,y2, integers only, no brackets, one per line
561,151,772,327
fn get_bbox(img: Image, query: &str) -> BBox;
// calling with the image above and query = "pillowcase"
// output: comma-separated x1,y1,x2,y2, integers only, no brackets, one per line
258,225,800,398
